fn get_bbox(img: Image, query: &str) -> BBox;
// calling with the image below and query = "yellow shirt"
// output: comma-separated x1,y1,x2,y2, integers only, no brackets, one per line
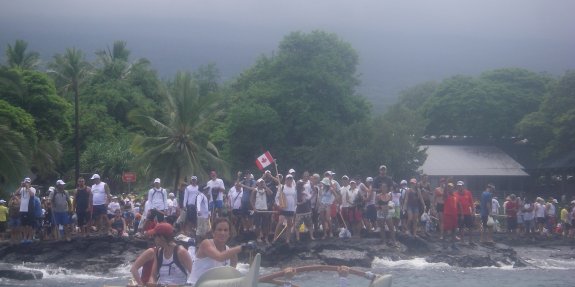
0,205,8,222
560,208,568,222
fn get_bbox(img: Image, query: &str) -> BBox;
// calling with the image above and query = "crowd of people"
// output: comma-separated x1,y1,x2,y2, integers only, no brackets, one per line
1,165,574,285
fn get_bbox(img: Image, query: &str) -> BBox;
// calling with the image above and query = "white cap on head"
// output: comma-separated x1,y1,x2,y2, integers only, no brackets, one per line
91,174,100,180
154,178,161,184
191,176,198,180
457,181,464,186
288,168,296,174
286,174,294,179
366,177,373,182
0,200,6,204
400,180,407,185
168,192,175,198
49,186,55,192
56,179,66,185
24,177,32,183
265,170,271,174
257,178,264,183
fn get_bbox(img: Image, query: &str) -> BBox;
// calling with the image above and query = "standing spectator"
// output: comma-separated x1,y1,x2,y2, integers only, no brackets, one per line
206,171,225,219
249,178,273,243
91,174,111,235
432,178,446,239
147,178,168,223
522,198,535,235
294,180,314,242
196,186,210,241
480,184,494,243
534,197,547,234
546,198,557,233
228,181,244,233
74,177,92,237
183,176,200,236
273,174,297,244
454,181,474,243
318,176,337,240
240,173,256,232
360,177,376,231
505,194,519,236
49,180,72,241
0,200,8,239
16,177,36,243
166,193,177,224
442,183,461,244
402,178,425,237
8,194,21,244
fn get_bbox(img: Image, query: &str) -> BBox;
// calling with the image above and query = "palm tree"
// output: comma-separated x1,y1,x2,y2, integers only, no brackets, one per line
95,40,150,81
0,124,30,190
48,48,91,183
132,71,228,190
5,40,40,70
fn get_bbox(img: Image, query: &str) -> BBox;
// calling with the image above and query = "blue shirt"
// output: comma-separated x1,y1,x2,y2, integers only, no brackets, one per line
480,191,492,217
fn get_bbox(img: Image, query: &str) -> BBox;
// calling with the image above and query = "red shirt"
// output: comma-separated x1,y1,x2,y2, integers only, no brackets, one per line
455,190,473,215
505,201,518,218
443,193,459,215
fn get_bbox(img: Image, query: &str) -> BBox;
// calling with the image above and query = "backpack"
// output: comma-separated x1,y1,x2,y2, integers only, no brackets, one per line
152,188,166,205
155,245,188,280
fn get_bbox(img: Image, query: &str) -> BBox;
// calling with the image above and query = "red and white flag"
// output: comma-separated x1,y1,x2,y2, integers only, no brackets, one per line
255,151,274,170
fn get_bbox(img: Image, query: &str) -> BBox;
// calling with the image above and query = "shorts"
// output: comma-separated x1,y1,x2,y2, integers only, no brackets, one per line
536,217,545,224
280,211,295,218
196,217,210,237
0,221,6,233
407,206,419,216
341,207,355,223
507,217,518,230
20,212,34,227
436,203,444,213
186,205,197,223
214,200,223,209
393,207,401,219
92,205,107,218
364,205,377,222
253,211,269,228
53,212,71,225
330,204,338,218
8,217,20,228
481,215,489,228
458,215,473,229
443,213,458,231
77,211,90,227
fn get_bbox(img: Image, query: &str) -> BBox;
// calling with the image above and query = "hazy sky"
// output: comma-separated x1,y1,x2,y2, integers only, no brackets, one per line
1,0,574,111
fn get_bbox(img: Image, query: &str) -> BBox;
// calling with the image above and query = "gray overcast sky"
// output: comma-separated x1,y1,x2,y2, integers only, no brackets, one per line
1,0,574,111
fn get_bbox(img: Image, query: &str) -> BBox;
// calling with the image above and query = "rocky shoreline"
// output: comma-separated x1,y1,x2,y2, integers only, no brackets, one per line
0,232,573,281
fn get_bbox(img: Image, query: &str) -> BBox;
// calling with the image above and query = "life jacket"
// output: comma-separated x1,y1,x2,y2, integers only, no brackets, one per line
155,245,188,280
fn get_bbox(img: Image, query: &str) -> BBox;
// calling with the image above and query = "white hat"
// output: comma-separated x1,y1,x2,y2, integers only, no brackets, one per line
265,170,271,174
379,165,387,170
91,174,100,180
24,177,32,183
191,176,198,180
257,178,264,183
56,179,66,185
288,168,296,174
400,180,408,185
0,200,6,204
286,174,294,179
48,186,55,192
571,200,575,205
341,175,349,180
457,181,464,186
154,178,161,184
325,171,335,176
168,192,175,198
552,199,558,204
366,177,373,182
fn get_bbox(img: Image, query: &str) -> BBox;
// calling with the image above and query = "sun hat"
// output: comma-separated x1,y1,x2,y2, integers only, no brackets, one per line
91,174,100,180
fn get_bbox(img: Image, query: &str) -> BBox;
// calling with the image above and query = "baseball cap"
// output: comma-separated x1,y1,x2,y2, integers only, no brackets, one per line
168,193,175,198
288,168,296,174
48,186,55,192
147,222,174,237
264,170,271,174
191,176,198,180
257,178,264,183
321,178,331,186
0,200,6,204
91,174,100,180
350,180,356,184
24,177,32,183
457,181,464,186
400,180,408,185
366,177,374,182
154,178,161,184
341,175,349,180
56,179,66,185
379,165,387,170
286,174,294,179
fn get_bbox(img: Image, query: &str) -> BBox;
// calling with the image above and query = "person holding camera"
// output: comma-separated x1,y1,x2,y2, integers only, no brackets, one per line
16,177,36,243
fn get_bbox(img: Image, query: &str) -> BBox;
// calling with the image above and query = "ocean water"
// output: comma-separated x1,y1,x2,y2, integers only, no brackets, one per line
0,247,573,287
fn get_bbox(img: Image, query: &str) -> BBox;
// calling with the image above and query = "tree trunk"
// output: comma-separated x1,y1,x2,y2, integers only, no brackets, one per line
74,80,80,184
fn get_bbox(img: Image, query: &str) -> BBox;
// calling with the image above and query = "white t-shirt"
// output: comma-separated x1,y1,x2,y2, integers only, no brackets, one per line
277,184,296,212
167,199,176,216
183,185,199,206
107,201,121,215
254,187,268,210
340,185,357,208
207,178,225,201
228,187,243,210
92,182,108,206
19,187,36,212
491,198,500,215
148,188,167,211
535,202,546,218
196,193,210,218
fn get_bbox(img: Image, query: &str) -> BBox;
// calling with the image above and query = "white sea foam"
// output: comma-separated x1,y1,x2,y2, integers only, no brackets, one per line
12,264,121,280
372,257,450,269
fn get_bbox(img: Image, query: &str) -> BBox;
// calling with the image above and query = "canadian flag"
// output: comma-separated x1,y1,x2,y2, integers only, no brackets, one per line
255,151,274,170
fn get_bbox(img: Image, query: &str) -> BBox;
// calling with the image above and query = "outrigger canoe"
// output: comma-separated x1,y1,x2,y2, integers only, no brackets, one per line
115,253,392,287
